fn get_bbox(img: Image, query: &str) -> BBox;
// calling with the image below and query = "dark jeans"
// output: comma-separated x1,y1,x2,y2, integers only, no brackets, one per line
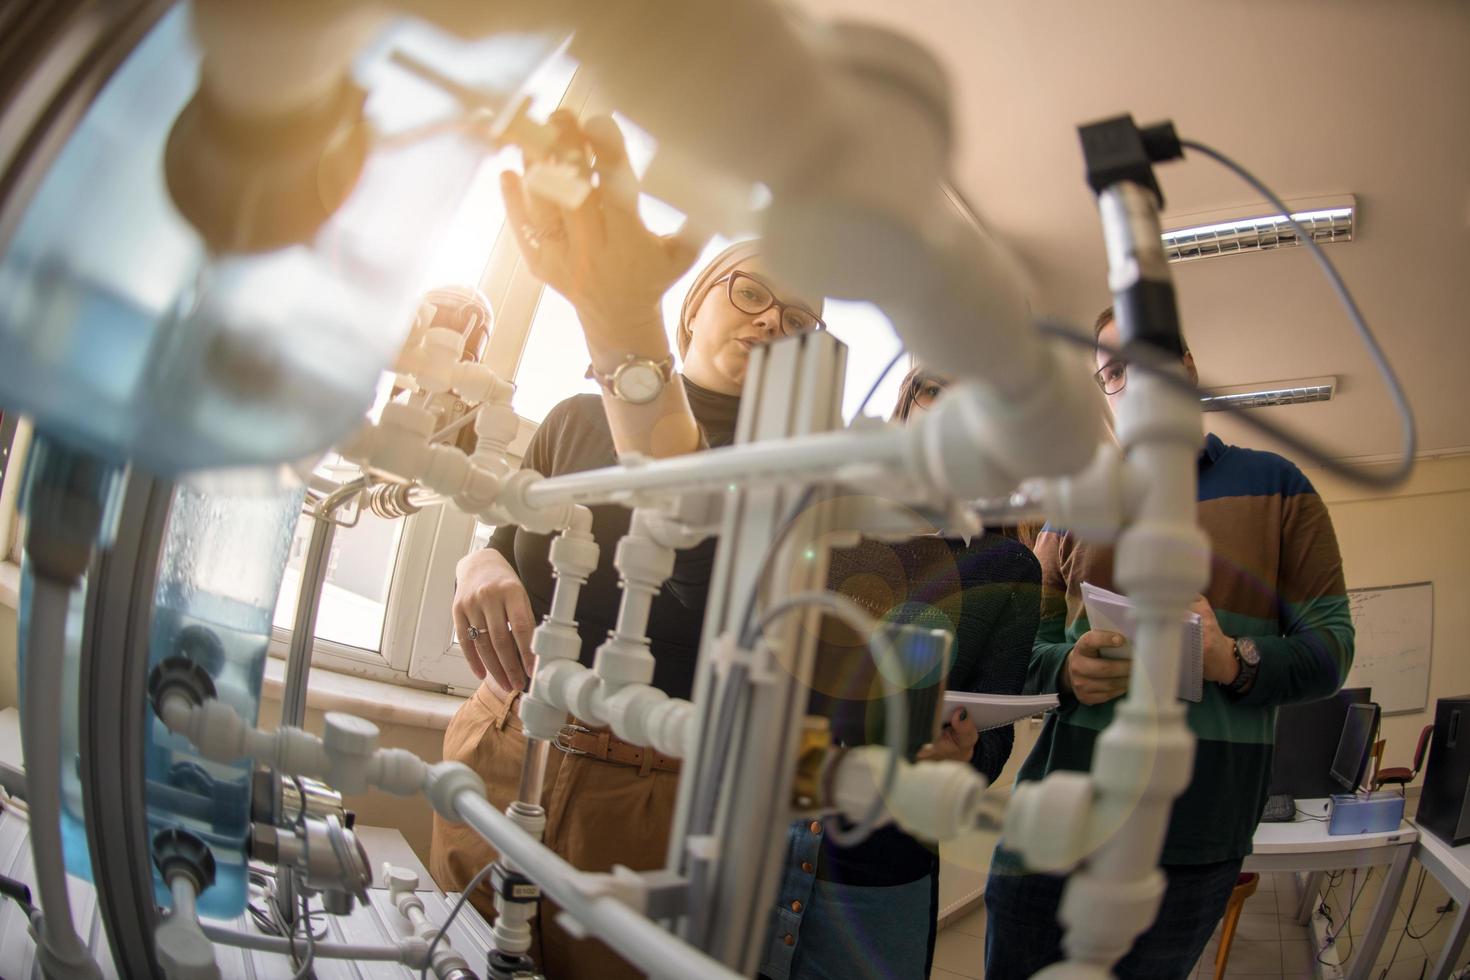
984,852,1244,980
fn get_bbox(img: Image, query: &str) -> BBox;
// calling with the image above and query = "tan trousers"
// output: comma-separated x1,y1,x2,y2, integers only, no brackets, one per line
429,681,680,980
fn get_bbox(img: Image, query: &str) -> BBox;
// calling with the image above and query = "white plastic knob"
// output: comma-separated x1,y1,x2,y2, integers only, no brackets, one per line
384,863,420,897
323,712,380,757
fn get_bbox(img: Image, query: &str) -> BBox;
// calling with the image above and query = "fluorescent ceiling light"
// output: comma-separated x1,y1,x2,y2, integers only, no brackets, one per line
1164,206,1354,263
1199,376,1336,412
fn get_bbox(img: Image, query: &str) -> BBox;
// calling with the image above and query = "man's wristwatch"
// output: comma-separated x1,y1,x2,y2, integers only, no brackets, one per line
1225,636,1260,695
585,353,675,405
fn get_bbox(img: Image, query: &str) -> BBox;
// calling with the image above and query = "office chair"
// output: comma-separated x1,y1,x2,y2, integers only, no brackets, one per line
1373,724,1434,792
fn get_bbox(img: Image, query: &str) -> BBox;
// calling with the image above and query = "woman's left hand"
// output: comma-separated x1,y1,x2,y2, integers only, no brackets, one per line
917,707,978,763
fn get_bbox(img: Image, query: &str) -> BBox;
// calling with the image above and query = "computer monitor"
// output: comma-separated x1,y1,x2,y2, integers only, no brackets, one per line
1331,702,1381,793
1269,687,1372,799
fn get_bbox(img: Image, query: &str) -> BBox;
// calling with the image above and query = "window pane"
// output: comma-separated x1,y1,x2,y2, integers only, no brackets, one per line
408,48,581,292
825,301,906,422
273,508,405,652
272,452,404,653
269,47,581,657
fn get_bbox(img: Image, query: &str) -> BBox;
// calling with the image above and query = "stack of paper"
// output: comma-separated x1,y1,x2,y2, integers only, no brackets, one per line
940,692,1059,732
1081,582,1204,703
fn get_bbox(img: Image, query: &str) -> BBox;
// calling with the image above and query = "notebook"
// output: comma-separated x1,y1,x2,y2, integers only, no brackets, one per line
1080,582,1205,703
939,692,1059,732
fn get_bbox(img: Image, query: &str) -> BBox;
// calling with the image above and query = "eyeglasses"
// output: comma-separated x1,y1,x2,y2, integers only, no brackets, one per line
1094,357,1128,395
713,271,825,336
913,380,946,409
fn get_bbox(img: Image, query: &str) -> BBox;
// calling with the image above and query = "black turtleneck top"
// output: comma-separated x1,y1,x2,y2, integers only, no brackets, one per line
487,378,741,700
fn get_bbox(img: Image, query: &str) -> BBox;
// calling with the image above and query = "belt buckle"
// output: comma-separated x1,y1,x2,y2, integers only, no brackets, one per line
553,724,592,756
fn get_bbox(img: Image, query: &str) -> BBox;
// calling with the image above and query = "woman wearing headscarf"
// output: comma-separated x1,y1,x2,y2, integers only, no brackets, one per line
430,112,826,979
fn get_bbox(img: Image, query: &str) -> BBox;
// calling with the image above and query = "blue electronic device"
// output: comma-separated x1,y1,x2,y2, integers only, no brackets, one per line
1328,791,1407,835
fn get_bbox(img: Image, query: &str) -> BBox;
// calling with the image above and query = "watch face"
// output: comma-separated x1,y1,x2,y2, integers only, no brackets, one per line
614,363,663,404
1237,638,1261,666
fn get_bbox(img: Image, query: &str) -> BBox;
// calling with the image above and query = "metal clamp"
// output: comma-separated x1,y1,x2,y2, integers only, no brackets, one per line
553,724,592,756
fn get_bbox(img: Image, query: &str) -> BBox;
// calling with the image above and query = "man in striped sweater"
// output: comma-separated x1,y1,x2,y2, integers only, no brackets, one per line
983,308,1355,979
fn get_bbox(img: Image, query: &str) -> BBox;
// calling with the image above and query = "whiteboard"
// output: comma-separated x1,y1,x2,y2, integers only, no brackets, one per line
1343,582,1434,714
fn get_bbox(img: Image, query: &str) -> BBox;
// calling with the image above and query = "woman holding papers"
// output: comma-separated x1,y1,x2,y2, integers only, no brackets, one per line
757,369,1042,980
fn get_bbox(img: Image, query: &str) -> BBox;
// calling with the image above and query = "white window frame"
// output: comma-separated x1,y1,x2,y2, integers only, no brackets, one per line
256,65,596,692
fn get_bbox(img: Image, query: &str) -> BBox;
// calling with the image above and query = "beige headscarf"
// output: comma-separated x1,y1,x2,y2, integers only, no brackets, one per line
677,240,761,358
676,240,825,358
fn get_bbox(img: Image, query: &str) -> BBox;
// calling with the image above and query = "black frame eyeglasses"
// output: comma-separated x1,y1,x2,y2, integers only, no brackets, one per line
713,271,825,336
1094,357,1128,395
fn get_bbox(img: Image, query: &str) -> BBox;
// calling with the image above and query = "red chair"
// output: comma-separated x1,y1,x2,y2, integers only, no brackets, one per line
1373,724,1434,792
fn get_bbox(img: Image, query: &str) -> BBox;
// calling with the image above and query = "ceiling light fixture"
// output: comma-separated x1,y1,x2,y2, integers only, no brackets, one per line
1164,206,1354,263
1199,376,1337,412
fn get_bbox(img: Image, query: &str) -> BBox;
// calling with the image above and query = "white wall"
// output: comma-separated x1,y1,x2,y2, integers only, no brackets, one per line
1305,453,1470,783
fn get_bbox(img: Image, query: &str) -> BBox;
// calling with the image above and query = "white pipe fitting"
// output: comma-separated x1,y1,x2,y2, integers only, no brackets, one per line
1030,441,1136,544
600,683,669,748
386,865,474,977
521,659,586,741
490,469,575,534
830,746,996,843
592,508,675,693
1003,771,1096,874
158,696,431,799
413,327,463,396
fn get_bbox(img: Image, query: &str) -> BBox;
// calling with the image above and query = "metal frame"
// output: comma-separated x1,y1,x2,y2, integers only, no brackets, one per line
1245,831,1418,980
76,468,174,980
668,331,847,972
1409,822,1470,980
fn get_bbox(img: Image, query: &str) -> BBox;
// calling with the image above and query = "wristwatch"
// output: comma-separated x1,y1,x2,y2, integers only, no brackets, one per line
1225,636,1260,695
585,353,675,405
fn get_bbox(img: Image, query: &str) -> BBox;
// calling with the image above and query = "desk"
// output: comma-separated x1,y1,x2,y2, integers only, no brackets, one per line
1245,799,1418,980
1410,821,1470,980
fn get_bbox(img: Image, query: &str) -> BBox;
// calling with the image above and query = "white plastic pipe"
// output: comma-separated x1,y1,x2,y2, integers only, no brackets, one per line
451,789,744,980
1045,363,1205,974
523,425,910,510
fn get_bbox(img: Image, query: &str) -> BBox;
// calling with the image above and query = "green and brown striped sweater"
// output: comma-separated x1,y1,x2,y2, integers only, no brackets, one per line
1013,433,1355,865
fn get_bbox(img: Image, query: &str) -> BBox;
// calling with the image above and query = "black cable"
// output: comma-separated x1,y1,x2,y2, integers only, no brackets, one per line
422,861,497,980
1296,806,1330,822
1405,893,1451,940
1317,867,1373,965
1380,868,1429,979
0,872,36,922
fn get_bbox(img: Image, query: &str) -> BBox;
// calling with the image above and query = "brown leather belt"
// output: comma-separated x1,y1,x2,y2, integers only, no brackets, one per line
554,724,682,775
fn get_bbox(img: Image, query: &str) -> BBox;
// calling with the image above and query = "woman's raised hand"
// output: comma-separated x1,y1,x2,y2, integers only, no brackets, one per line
502,112,699,356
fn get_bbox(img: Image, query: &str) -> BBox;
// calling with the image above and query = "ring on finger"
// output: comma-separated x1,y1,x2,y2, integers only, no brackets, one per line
465,624,486,641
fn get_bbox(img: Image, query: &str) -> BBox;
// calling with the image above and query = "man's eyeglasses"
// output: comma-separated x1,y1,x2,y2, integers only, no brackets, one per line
713,271,825,336
1094,357,1128,395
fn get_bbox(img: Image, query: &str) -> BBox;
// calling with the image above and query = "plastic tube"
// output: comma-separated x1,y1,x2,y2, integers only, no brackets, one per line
21,575,102,980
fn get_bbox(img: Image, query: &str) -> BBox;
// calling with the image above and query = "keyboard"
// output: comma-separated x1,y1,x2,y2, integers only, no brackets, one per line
1262,793,1296,823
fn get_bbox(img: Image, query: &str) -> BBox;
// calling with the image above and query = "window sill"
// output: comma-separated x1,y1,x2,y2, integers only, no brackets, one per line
263,657,463,732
